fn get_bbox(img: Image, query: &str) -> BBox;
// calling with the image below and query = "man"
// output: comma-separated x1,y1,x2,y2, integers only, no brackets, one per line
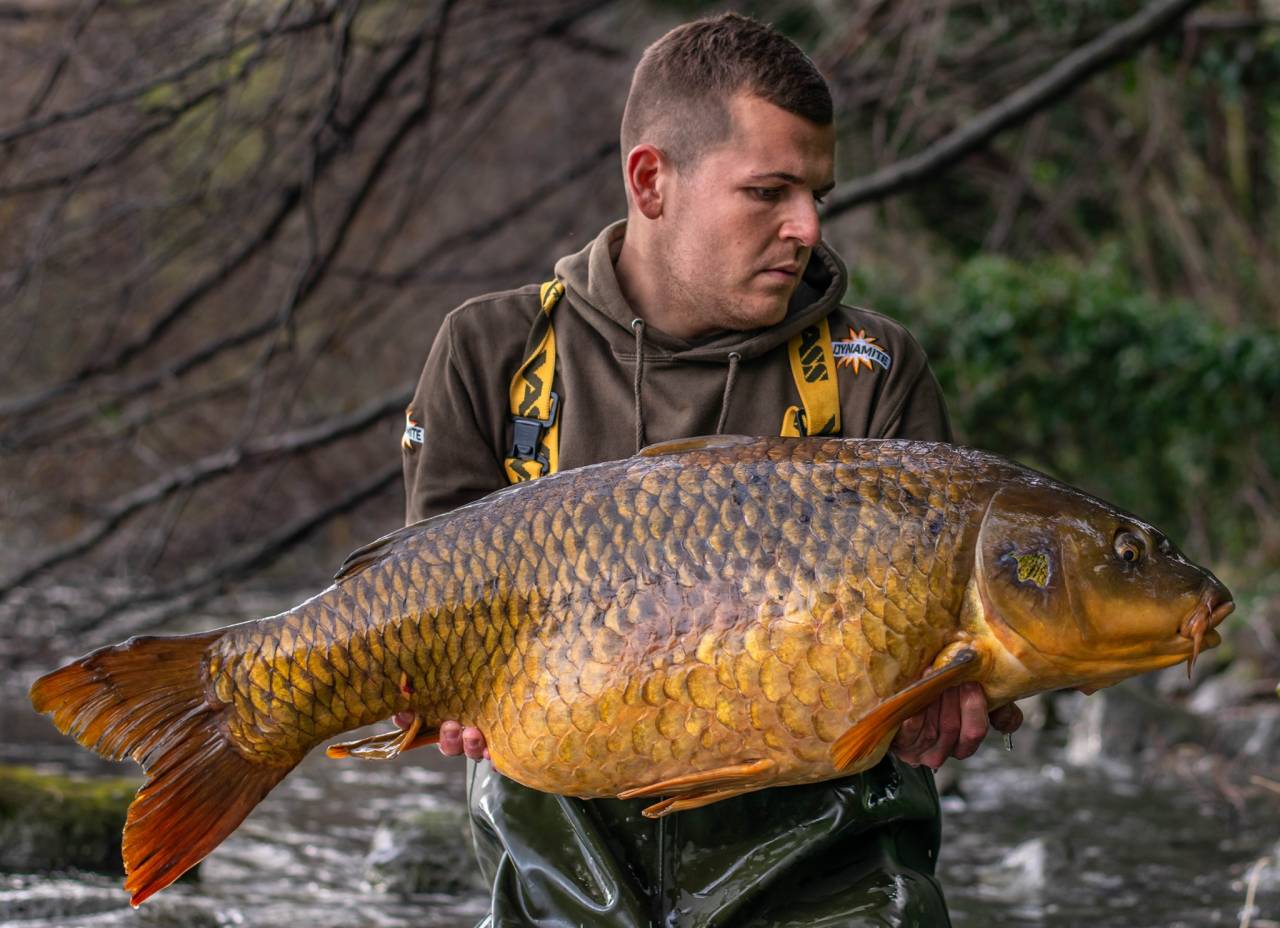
402,13,1019,926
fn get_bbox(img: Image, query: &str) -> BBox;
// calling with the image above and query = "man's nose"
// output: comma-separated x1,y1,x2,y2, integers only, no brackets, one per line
780,195,821,248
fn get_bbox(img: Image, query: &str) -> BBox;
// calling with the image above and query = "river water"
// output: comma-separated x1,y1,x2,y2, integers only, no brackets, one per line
2,674,1276,928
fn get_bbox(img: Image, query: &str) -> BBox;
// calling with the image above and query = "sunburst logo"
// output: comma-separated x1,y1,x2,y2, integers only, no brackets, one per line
401,406,424,451
832,328,892,375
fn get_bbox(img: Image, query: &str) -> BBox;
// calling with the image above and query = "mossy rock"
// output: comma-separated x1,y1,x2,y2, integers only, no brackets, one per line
0,765,137,874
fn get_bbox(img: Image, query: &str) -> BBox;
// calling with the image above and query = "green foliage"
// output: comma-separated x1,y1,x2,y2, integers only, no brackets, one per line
855,250,1280,569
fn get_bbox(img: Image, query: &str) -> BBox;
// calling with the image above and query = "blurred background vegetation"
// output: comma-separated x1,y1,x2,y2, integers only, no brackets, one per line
0,0,1276,683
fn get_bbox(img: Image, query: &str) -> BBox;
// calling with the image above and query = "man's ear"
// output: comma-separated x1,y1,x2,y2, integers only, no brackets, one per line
624,144,667,220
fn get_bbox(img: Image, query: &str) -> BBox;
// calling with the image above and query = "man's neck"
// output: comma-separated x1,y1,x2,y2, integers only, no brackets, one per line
615,230,707,340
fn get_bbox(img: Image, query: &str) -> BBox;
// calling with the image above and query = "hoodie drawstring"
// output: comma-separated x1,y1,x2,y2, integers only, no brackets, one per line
631,318,647,452
630,321,741,446
715,351,741,435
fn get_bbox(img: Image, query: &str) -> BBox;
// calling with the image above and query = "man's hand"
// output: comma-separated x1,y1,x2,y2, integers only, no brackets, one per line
889,684,1023,770
397,713,489,761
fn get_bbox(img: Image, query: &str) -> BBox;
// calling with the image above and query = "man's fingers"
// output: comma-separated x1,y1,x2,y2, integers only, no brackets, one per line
393,711,415,730
437,720,463,756
891,701,939,766
990,701,1024,734
917,686,964,770
437,721,487,760
890,686,1020,768
461,726,488,761
892,713,923,750
951,683,991,760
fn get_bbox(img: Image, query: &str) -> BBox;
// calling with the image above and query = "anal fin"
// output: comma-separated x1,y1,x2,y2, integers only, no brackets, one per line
641,785,756,818
830,648,982,772
617,757,775,814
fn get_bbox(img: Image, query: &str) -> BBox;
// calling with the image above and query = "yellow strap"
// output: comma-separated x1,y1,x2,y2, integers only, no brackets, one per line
780,316,841,437
503,280,564,483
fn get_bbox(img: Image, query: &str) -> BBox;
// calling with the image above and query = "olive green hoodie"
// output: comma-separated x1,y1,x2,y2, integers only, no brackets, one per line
402,220,953,927
403,220,951,523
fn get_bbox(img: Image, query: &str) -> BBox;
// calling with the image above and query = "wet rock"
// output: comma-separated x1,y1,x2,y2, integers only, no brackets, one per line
1062,682,1211,769
1186,664,1261,715
972,835,1072,899
0,765,136,874
1214,705,1280,767
364,800,484,896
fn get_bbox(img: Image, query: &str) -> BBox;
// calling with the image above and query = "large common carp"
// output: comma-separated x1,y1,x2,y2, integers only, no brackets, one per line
30,436,1233,905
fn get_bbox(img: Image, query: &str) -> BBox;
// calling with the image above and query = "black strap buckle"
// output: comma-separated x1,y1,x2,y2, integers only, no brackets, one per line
509,391,559,465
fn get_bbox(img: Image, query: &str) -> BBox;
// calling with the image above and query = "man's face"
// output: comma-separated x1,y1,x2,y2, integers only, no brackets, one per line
658,93,836,336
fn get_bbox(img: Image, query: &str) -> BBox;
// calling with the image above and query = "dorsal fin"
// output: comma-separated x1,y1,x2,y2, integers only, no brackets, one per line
637,435,758,458
333,521,427,583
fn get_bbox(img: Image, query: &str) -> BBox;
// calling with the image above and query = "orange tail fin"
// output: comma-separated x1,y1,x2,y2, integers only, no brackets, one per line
29,631,295,906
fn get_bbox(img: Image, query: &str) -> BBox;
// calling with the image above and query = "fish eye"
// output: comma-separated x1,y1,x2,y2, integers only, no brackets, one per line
1114,530,1145,565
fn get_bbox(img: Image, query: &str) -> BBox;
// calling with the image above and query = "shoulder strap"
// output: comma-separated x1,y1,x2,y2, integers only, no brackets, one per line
503,279,565,483
780,316,841,437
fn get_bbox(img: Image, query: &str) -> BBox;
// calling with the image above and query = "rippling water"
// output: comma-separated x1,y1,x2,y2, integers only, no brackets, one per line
938,745,1276,927
3,676,1275,927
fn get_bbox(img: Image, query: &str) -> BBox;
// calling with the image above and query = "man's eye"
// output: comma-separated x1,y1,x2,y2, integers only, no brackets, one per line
750,187,783,201
813,191,827,206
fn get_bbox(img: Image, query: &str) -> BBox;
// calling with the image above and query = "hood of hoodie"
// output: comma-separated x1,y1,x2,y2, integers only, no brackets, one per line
554,219,848,363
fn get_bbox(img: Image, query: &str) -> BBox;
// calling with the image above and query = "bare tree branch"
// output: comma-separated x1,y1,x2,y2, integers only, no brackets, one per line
72,461,402,645
0,7,335,144
0,386,411,598
0,17,437,422
823,0,1207,216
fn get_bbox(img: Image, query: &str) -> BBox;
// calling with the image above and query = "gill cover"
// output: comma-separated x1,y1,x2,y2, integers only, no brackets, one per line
977,484,1068,646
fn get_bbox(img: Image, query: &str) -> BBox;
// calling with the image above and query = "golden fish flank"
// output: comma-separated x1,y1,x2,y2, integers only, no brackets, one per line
29,435,1232,905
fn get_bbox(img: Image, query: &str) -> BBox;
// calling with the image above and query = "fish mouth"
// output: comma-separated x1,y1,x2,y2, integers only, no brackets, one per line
1178,587,1234,677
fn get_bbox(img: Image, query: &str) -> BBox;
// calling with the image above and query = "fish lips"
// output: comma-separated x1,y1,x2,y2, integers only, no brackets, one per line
1177,590,1234,676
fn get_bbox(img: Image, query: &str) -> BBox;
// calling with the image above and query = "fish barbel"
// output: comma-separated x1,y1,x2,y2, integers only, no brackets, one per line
29,435,1233,904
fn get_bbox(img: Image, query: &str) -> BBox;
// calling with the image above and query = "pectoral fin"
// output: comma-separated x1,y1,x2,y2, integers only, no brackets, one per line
830,648,981,772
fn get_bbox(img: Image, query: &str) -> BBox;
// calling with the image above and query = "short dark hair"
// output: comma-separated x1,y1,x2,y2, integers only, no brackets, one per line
620,12,833,171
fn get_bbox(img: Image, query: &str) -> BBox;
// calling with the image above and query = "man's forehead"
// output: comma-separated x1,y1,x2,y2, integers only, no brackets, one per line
715,93,835,177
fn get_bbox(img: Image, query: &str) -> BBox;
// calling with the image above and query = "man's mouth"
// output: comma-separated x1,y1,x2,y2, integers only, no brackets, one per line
759,264,800,282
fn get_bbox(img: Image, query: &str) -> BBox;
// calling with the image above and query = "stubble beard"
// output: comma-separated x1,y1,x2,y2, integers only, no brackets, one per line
663,251,789,335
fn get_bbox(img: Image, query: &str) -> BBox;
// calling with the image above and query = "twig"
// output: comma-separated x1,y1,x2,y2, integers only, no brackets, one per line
20,0,104,121
1240,855,1269,928
1249,774,1280,797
